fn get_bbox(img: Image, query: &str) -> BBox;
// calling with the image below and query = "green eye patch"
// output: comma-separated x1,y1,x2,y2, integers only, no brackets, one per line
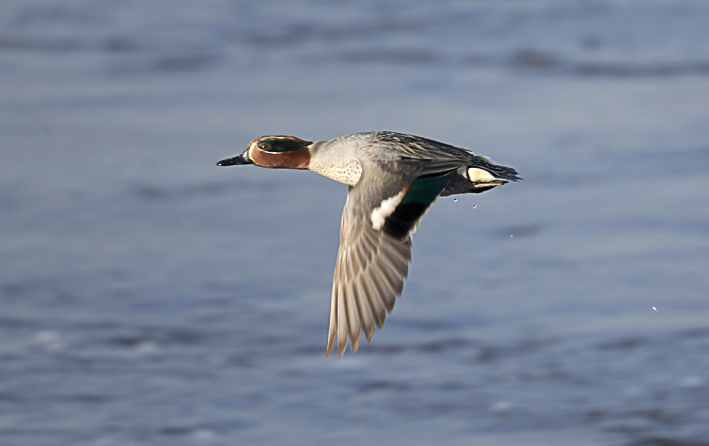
258,138,305,153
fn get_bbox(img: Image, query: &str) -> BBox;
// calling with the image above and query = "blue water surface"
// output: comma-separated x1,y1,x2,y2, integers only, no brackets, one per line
2,1,709,445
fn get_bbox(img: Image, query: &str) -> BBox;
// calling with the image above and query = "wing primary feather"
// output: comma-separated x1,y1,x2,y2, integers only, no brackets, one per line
364,278,387,329
344,249,357,282
353,242,371,272
376,248,408,295
379,245,410,275
375,255,405,296
337,284,348,358
346,281,362,352
380,236,412,262
351,239,376,339
370,265,397,313
326,280,339,357
354,278,376,342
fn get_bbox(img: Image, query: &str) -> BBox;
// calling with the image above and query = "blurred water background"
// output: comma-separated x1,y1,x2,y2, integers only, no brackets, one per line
2,1,709,445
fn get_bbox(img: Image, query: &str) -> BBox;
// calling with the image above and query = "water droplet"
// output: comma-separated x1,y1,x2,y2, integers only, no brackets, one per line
510,234,514,238
473,204,477,209
652,306,657,312
453,198,458,202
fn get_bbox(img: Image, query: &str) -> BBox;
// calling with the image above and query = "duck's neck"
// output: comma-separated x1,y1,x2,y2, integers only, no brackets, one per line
308,139,363,186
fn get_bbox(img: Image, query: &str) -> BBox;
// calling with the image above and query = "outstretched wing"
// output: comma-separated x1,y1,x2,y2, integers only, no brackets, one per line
326,150,453,357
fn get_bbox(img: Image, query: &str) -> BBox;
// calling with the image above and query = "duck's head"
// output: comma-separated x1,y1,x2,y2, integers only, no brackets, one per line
217,135,313,170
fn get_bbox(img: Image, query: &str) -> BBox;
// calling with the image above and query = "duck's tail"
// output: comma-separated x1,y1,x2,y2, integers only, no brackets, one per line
440,158,521,197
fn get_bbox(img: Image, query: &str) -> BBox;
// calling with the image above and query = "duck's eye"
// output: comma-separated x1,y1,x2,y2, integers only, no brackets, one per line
258,142,269,151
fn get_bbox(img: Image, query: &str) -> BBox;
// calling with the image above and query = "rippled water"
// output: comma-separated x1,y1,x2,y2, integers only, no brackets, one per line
2,1,709,445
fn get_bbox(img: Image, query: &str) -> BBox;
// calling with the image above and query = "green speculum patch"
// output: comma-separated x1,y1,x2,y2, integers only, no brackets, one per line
400,174,450,205
259,138,304,153
382,174,451,239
